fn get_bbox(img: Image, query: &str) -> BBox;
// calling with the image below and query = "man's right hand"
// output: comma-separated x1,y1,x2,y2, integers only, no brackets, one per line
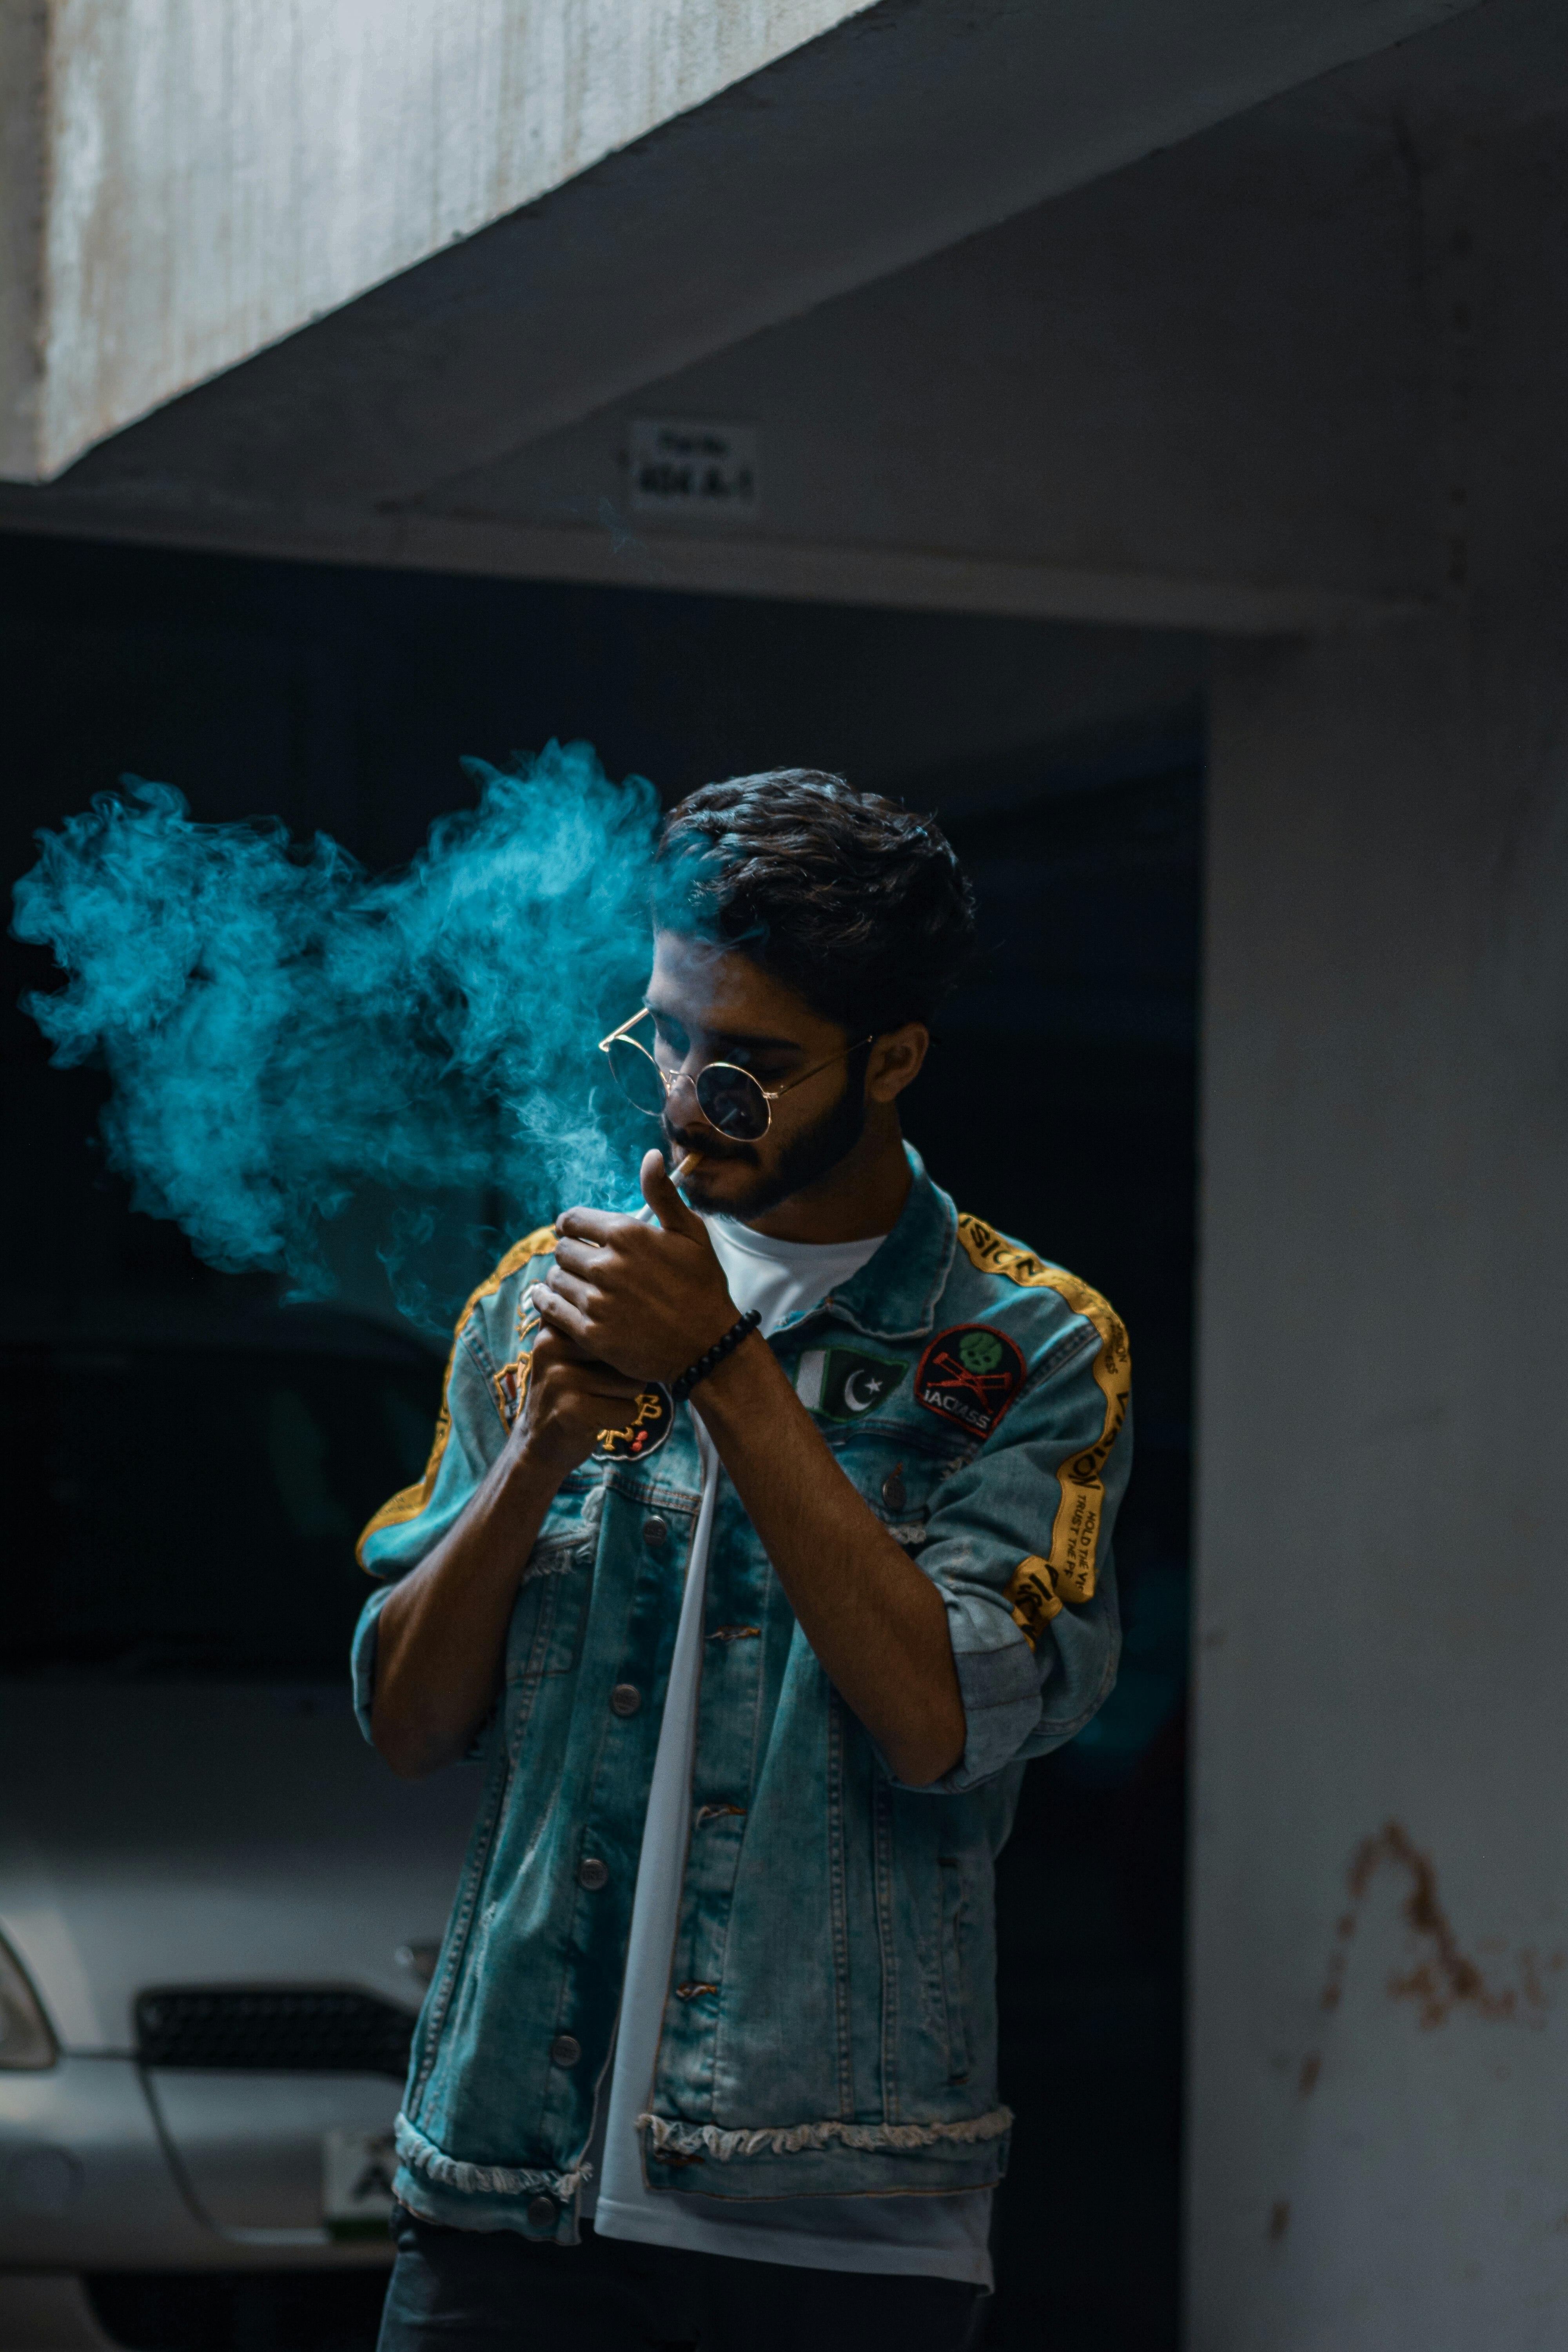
517,1323,648,1474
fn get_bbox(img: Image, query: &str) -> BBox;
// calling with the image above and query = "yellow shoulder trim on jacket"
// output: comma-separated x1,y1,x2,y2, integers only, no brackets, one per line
355,1225,556,1568
956,1213,1130,1649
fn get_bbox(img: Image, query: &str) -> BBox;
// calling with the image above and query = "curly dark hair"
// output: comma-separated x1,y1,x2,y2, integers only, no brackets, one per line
653,769,975,1035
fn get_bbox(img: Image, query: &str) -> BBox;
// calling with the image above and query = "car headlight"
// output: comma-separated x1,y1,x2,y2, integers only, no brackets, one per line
0,1933,57,2069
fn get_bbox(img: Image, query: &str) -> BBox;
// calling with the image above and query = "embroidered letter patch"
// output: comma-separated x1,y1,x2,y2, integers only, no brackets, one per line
794,1346,907,1423
594,1384,675,1461
493,1357,532,1428
914,1325,1025,1439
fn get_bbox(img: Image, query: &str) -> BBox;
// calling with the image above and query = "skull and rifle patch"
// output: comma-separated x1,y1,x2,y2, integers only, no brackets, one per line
913,1325,1025,1439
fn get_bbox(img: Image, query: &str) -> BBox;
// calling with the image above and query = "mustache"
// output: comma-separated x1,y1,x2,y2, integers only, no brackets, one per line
661,1116,759,1168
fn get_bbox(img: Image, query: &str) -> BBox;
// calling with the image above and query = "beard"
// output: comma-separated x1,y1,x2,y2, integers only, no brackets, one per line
665,1062,869,1222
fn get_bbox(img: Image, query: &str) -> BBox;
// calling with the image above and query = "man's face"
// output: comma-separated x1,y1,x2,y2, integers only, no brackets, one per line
640,930,867,1221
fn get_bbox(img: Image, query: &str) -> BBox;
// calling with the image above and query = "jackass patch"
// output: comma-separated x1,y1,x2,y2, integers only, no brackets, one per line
594,1383,675,1462
794,1345,907,1423
914,1325,1025,1439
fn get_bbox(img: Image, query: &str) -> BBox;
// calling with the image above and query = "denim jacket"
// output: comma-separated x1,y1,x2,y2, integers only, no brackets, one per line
351,1149,1130,2239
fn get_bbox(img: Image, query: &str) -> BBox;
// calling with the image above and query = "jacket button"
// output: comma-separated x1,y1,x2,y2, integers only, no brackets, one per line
527,2194,557,2230
550,2033,581,2067
610,1683,642,1717
882,1471,907,1512
578,1857,610,1891
642,1515,669,1548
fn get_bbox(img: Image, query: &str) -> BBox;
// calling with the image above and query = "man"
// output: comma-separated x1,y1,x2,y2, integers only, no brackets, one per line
354,771,1131,2352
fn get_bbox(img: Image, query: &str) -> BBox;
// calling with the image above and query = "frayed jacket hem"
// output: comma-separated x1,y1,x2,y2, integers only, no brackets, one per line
637,2106,1013,2161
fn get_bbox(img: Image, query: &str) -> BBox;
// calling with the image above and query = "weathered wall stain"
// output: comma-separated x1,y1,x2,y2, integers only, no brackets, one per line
1351,1822,1523,2026
1267,1821,1563,2239
1301,1820,1560,2092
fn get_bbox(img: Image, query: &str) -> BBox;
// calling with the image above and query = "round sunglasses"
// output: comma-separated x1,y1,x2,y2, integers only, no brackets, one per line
598,1007,872,1142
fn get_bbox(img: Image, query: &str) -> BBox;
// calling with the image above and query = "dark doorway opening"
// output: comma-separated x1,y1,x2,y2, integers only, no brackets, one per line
2,531,1200,2351
904,737,1199,2351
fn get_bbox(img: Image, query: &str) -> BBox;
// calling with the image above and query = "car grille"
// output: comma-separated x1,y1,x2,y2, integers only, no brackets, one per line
136,1987,416,2076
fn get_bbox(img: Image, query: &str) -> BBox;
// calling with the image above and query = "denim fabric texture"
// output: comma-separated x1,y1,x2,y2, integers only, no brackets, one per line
352,1150,1130,2241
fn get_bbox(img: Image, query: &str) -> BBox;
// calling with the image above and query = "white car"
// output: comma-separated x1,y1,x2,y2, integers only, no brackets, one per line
0,1305,475,2349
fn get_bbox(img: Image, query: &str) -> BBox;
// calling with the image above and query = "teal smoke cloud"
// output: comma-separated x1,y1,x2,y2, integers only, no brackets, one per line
12,741,661,1325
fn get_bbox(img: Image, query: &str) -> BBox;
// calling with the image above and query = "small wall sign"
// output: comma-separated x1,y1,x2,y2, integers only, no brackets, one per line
630,418,760,519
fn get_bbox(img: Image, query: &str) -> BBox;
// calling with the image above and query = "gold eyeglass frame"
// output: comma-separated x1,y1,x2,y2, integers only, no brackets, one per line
597,1005,874,1140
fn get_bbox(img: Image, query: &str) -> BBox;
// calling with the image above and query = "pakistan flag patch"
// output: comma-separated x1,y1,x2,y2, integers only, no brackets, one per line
794,1345,907,1423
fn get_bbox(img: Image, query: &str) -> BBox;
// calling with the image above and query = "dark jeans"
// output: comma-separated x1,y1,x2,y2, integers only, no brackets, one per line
378,2207,986,2352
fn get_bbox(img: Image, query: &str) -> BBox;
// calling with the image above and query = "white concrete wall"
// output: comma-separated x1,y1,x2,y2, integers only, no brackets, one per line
1192,103,1568,2349
2,0,875,481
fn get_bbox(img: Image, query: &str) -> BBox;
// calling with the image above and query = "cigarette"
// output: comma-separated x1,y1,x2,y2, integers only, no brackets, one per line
637,1146,702,1227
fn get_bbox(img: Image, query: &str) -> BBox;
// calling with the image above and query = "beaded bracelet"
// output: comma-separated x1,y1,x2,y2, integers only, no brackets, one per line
671,1308,762,1403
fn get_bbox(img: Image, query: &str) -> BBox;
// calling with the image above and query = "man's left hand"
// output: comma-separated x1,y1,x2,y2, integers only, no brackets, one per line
534,1149,739,1383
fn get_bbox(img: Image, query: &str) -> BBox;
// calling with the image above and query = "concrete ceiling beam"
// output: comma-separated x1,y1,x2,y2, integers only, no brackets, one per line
2,0,1479,497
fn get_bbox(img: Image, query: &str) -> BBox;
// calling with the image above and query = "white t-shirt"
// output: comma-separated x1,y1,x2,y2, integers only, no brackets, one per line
584,1215,995,2288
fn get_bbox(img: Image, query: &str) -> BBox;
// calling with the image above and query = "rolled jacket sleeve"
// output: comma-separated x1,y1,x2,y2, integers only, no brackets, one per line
350,1581,397,1745
348,1325,512,1746
909,1318,1132,1793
